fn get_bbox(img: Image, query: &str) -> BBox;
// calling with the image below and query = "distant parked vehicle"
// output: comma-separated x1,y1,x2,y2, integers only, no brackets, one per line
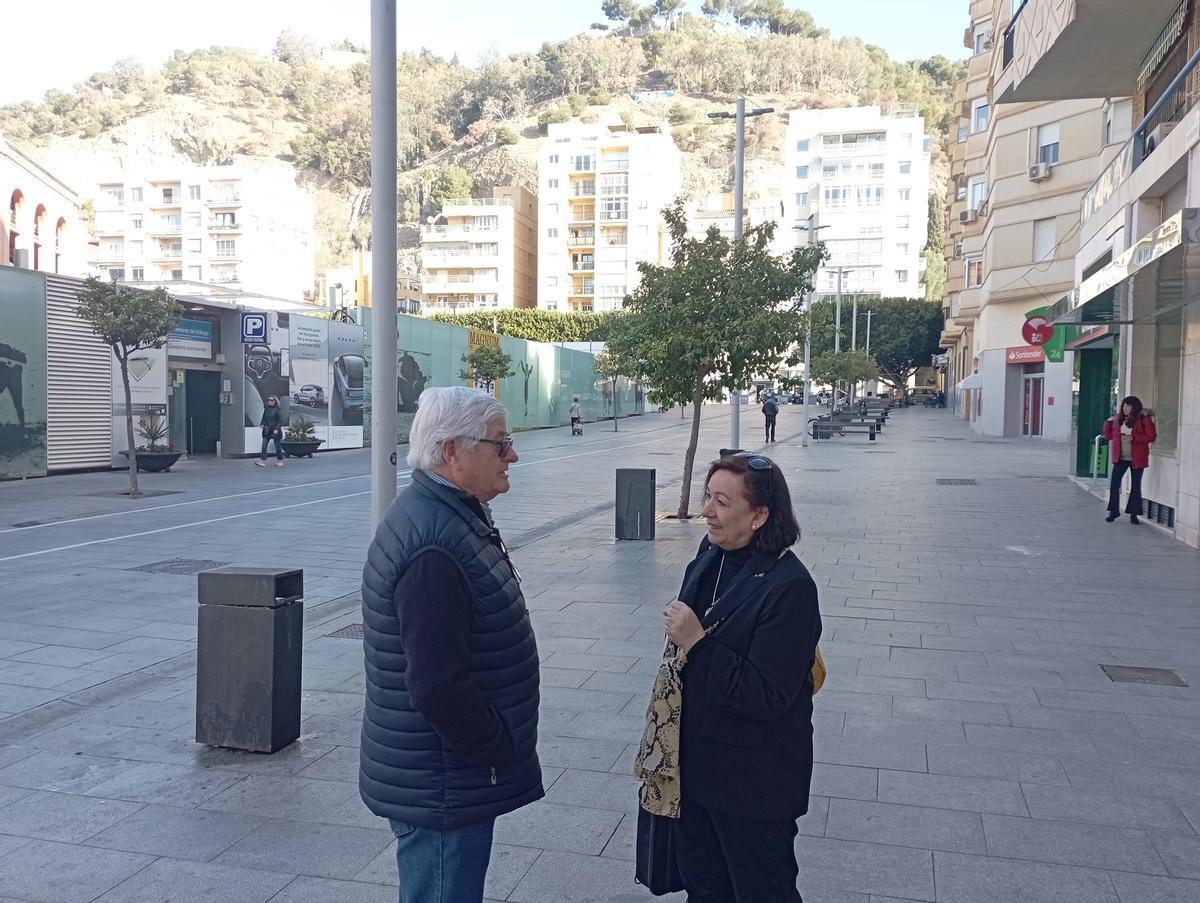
907,387,939,407
292,384,326,407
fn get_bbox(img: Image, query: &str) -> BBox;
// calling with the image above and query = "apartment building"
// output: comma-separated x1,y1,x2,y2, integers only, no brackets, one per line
1000,0,1200,548
2,134,84,275
537,119,682,312
420,185,537,311
941,0,1115,441
786,105,930,301
91,167,315,302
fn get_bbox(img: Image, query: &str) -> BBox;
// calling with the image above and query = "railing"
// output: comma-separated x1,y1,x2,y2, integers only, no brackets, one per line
599,210,628,222
208,220,240,231
422,248,499,260
155,249,183,259
569,208,596,222
440,197,512,207
572,186,596,197
1081,42,1200,226
422,224,499,234
1002,0,1029,71
570,261,595,271
207,193,241,204
159,194,180,206
214,248,238,258
212,271,241,284
567,236,595,247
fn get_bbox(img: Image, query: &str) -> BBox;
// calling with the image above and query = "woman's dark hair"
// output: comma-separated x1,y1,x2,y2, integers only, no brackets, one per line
1120,395,1143,426
704,454,800,554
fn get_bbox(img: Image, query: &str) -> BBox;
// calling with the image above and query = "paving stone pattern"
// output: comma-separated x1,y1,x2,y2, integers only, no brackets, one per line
0,406,1199,901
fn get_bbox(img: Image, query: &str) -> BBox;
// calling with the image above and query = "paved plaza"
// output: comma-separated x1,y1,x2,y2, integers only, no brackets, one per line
1,404,1199,902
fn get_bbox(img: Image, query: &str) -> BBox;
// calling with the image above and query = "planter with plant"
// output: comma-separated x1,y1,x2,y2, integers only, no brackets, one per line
120,415,182,472
281,417,324,458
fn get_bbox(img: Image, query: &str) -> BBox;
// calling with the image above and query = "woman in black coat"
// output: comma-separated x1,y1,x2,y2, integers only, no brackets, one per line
663,452,822,903
256,394,284,467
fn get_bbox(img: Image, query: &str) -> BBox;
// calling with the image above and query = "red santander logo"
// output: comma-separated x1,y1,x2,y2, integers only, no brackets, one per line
1022,315,1053,347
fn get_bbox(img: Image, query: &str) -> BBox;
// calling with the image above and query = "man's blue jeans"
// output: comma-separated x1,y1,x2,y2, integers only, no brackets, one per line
389,817,495,903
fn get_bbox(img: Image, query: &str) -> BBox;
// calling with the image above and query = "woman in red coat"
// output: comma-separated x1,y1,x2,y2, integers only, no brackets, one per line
1102,395,1156,524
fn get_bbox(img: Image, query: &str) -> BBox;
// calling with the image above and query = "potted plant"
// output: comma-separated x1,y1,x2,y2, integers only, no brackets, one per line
121,415,183,472
281,416,324,458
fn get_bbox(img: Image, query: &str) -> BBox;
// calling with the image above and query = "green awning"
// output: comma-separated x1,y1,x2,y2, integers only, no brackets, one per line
1047,208,1199,325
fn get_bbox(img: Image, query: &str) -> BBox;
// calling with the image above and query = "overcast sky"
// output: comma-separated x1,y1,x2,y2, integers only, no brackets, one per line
2,1,968,106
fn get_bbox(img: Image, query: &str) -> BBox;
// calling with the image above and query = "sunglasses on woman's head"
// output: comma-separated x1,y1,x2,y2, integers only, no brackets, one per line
736,454,772,471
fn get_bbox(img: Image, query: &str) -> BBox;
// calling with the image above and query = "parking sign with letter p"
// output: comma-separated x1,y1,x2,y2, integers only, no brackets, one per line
241,312,267,345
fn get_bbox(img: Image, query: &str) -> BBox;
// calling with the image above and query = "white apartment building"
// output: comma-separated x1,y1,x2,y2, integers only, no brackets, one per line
537,119,682,312
786,105,930,300
420,185,537,311
92,167,315,302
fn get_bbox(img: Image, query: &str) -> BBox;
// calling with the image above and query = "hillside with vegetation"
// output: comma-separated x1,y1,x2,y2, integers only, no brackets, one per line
0,5,964,297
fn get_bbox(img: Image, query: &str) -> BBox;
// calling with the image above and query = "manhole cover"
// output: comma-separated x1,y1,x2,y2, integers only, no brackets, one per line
130,558,228,575
937,479,977,486
326,623,365,639
1101,665,1187,687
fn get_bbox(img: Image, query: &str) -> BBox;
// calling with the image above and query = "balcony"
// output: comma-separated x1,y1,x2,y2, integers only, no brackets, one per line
208,219,241,232
150,194,182,209
206,193,242,206
439,197,511,208
422,223,499,238
212,269,241,284
147,223,182,237
151,248,183,261
599,209,628,223
567,235,595,248
570,260,595,272
996,0,1182,103
569,206,596,224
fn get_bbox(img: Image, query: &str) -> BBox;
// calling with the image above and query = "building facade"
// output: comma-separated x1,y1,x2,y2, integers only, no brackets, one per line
1,135,85,276
941,0,1115,441
420,185,537,312
537,120,682,312
786,105,930,301
91,167,315,302
1001,0,1200,548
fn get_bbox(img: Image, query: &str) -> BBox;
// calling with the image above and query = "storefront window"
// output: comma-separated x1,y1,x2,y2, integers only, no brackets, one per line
1153,309,1183,451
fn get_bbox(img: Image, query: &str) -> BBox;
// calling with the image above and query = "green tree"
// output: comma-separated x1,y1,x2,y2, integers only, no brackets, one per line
602,0,640,21
459,345,515,392
606,202,823,517
921,191,946,302
593,348,636,432
808,298,944,394
809,349,879,408
429,165,475,214
428,309,617,343
76,278,182,498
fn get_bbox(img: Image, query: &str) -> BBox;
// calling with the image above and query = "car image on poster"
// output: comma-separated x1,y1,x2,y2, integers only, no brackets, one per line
327,318,364,450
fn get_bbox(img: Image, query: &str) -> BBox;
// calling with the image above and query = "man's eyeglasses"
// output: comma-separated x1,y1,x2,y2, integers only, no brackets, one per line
476,436,515,457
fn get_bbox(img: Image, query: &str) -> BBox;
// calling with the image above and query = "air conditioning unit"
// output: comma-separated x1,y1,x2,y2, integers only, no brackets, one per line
1145,122,1176,155
1028,161,1052,181
960,209,978,224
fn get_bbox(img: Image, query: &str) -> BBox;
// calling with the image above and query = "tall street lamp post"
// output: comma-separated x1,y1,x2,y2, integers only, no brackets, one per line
710,99,774,451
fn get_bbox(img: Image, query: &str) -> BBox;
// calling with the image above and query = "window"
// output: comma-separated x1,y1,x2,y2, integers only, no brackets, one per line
215,239,236,257
572,154,593,171
823,134,840,146
187,212,202,227
130,215,143,230
130,187,142,203
188,239,202,255
188,185,201,200
474,215,498,229
129,240,143,257
1153,308,1183,451
548,154,559,164
968,176,988,210
106,242,122,257
822,163,841,178
973,30,990,55
897,215,910,229
601,198,628,221
795,192,809,206
1037,122,1060,164
1105,99,1132,144
896,269,909,282
958,122,968,143
1033,218,1056,261
971,98,990,133
796,165,809,179
187,266,202,280
548,178,559,188
547,227,558,238
796,139,809,152
171,269,183,281
869,162,885,177
955,185,967,201
896,242,909,256
131,267,143,281
548,203,559,215
637,200,648,209
966,256,983,287
902,133,914,146
603,152,629,171
823,187,847,208
899,160,912,175
898,188,911,201
108,268,125,281
601,173,628,195
105,187,124,207
547,276,558,286
856,185,884,207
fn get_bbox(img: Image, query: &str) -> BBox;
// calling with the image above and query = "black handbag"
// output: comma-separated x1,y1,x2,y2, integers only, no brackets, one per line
635,805,684,895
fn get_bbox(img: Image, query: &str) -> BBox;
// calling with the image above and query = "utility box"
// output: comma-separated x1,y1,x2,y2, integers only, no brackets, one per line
196,567,304,753
616,468,656,541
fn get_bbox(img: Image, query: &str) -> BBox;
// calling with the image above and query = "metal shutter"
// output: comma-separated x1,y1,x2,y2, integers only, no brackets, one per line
45,274,112,471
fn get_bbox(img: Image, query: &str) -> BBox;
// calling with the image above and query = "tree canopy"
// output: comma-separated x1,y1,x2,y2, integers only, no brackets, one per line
606,202,824,516
807,297,944,392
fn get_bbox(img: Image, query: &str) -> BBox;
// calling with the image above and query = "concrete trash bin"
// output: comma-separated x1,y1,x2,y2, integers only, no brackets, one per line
196,566,304,753
616,468,656,541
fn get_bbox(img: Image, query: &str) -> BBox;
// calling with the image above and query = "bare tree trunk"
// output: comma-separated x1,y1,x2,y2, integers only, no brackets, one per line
119,353,140,498
676,371,707,519
613,381,619,432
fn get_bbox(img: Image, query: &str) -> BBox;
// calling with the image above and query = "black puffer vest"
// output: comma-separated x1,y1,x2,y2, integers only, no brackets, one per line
359,471,542,828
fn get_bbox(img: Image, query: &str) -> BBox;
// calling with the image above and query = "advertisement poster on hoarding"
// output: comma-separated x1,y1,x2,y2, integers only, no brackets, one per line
466,328,502,398
0,268,48,480
327,319,364,449
242,312,291,451
289,315,329,443
111,345,168,464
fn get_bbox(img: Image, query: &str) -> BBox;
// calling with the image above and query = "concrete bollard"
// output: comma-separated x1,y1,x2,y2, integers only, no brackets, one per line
616,468,656,541
196,566,304,753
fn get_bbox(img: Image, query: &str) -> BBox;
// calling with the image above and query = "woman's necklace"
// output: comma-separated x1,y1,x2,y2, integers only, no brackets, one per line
705,554,726,618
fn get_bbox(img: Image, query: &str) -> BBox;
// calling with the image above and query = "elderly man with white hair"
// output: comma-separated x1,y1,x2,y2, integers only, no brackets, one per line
360,386,542,903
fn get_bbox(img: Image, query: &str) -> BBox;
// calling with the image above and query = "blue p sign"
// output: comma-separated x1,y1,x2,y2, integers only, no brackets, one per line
241,312,267,344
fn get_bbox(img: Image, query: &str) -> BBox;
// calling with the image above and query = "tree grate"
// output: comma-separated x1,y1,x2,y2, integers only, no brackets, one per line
131,558,228,575
1101,665,1187,687
936,479,977,486
326,623,365,639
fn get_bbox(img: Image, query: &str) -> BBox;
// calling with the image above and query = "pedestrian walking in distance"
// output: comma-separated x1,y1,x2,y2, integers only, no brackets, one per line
360,386,542,903
650,453,822,902
1103,395,1156,525
256,395,284,467
761,395,779,442
569,395,583,435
